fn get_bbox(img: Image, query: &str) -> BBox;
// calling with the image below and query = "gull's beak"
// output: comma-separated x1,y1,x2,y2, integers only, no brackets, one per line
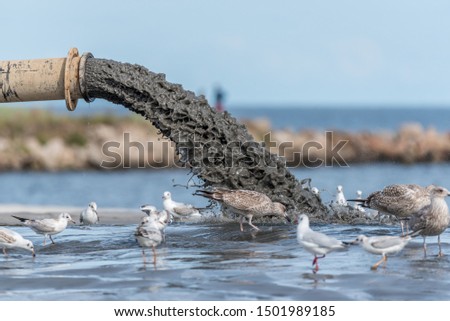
344,239,358,245
70,219,76,224
32,251,36,257
284,213,292,223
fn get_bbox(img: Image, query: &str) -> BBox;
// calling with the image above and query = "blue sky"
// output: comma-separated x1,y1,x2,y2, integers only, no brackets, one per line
3,0,450,108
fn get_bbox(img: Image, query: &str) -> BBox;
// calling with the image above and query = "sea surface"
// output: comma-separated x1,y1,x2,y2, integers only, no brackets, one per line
1,106,450,300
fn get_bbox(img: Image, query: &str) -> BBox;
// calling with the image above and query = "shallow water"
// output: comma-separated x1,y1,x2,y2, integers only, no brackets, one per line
1,223,449,301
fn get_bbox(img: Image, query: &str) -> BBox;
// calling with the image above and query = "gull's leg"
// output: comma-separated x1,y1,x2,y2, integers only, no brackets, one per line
247,216,260,231
371,255,386,270
141,249,147,265
3,248,7,256
239,216,245,232
49,235,55,244
312,255,325,273
43,235,46,246
423,237,427,257
400,221,405,236
152,246,157,268
438,235,443,257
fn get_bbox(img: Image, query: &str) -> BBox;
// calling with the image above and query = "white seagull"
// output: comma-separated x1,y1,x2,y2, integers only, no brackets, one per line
351,234,411,270
135,216,163,266
140,204,170,241
162,191,202,219
297,214,347,273
12,213,76,246
80,201,99,225
0,227,35,257
335,185,347,206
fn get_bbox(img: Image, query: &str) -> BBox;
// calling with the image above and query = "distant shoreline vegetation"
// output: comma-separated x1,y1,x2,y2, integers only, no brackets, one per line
0,108,449,171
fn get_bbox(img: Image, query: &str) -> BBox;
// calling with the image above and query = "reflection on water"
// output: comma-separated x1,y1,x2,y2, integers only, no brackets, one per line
0,223,449,300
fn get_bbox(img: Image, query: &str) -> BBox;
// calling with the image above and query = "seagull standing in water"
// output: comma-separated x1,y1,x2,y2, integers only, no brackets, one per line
0,227,35,257
348,184,432,234
351,234,411,270
296,214,347,273
162,191,202,220
135,216,163,267
194,188,290,232
140,205,170,242
80,202,99,225
408,185,450,257
12,213,76,246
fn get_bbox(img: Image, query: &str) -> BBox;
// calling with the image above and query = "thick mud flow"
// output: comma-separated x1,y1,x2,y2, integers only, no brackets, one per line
84,58,327,216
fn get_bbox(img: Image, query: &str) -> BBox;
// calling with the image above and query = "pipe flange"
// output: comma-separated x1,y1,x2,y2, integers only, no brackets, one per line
65,47,80,111
79,52,95,103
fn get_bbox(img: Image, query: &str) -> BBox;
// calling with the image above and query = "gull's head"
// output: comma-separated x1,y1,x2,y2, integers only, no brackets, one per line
351,235,367,245
429,186,450,198
89,202,97,211
337,185,343,192
23,240,35,257
311,187,320,195
163,191,171,200
60,212,76,224
356,190,362,197
272,202,291,223
296,214,309,227
140,204,158,215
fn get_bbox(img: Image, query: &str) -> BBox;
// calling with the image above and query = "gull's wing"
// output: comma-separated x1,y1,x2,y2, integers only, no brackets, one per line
369,236,405,249
29,218,59,233
301,230,344,250
0,229,17,244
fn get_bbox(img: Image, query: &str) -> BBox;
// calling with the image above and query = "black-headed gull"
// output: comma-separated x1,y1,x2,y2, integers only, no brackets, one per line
162,191,201,219
297,214,346,273
12,213,76,246
351,234,411,270
0,227,35,257
80,201,99,225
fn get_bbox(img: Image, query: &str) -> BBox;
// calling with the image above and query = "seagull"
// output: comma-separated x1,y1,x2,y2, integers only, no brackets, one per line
80,201,99,225
162,191,202,220
296,214,346,273
348,184,433,234
194,187,290,232
140,205,170,241
311,187,320,196
11,213,76,246
354,190,366,212
335,185,347,206
135,216,163,266
351,234,411,270
0,227,35,257
408,185,450,257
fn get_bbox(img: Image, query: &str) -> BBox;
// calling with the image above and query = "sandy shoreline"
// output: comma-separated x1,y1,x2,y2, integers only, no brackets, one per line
0,204,143,226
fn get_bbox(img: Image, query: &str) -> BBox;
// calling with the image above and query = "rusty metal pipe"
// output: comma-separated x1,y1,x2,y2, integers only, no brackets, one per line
0,48,93,111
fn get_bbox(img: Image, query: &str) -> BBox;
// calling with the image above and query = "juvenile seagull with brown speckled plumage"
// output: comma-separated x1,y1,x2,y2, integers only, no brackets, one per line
194,188,290,231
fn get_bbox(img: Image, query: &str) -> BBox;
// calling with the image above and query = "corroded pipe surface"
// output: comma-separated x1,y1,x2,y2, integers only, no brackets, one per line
0,48,91,111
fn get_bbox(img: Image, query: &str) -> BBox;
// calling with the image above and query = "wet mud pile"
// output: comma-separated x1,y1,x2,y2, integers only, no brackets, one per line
84,58,328,217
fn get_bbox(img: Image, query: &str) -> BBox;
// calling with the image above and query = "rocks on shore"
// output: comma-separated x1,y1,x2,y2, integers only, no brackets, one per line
1,109,449,171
